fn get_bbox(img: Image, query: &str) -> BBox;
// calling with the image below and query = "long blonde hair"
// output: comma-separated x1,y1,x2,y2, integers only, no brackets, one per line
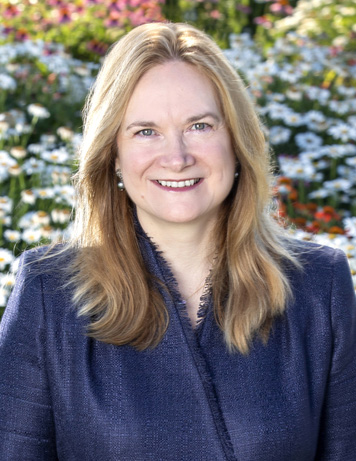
67,22,299,353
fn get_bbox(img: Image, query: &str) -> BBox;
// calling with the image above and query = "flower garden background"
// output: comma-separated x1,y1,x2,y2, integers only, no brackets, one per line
0,0,355,313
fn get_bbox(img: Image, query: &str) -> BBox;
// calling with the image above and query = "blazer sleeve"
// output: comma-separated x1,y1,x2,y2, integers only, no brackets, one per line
0,251,58,460
315,249,356,460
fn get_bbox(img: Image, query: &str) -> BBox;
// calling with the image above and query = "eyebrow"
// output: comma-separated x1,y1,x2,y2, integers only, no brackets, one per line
125,121,158,131
186,112,221,124
124,112,221,132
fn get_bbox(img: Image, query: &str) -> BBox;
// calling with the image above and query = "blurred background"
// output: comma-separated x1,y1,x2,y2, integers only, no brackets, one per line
0,0,355,311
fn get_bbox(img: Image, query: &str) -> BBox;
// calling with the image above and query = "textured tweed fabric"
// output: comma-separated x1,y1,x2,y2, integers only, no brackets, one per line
0,235,356,460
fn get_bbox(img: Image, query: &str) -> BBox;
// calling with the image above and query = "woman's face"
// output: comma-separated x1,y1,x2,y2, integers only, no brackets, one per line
116,61,235,230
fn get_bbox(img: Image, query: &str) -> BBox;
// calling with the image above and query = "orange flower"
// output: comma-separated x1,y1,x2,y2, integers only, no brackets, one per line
292,217,307,228
288,189,298,201
306,221,321,234
328,226,345,235
306,203,318,213
293,202,307,211
323,206,336,214
277,176,292,185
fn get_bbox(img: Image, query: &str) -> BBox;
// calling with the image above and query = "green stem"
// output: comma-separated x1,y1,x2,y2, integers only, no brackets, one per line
298,180,306,204
330,158,337,180
0,90,6,112
9,176,17,201
329,194,338,209
287,199,295,218
18,172,26,191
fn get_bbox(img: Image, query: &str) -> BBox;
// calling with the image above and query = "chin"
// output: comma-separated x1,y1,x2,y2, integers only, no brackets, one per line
163,215,197,224
162,211,211,225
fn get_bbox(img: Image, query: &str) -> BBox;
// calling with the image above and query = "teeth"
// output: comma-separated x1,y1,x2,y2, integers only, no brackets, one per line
157,179,199,188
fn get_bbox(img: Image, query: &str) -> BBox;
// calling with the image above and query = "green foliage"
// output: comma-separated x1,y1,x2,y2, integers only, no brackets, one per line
266,0,356,52
0,0,165,61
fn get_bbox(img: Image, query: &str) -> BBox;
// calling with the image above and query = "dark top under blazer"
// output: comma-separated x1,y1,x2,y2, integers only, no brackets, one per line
0,239,356,461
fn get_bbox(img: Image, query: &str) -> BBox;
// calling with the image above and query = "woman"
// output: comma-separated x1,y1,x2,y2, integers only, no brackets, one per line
0,22,355,460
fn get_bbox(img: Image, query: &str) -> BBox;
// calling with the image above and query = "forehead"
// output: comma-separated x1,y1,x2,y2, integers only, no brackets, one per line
123,61,222,121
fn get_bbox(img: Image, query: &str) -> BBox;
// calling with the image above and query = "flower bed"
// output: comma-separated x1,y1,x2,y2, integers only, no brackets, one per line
0,3,355,309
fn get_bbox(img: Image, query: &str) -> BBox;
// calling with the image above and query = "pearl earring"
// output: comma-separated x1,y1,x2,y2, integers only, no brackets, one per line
116,169,125,190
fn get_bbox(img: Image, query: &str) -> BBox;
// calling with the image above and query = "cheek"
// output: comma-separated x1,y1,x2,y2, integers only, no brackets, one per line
120,149,153,178
212,142,235,171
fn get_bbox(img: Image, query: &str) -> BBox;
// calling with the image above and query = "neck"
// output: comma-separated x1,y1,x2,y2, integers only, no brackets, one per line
137,213,216,296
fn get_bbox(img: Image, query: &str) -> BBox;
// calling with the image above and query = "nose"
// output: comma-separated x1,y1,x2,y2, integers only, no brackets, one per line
159,133,195,172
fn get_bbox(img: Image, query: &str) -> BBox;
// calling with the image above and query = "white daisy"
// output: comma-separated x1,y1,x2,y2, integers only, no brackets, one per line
0,73,17,90
21,189,36,205
3,229,21,243
295,132,323,150
328,123,356,143
0,196,13,213
22,228,42,244
268,126,292,144
0,248,15,270
27,103,50,119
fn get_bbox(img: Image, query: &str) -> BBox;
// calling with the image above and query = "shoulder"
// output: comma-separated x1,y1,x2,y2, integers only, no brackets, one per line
15,244,74,284
1,245,82,351
17,243,72,267
285,239,355,331
284,239,355,318
287,239,349,279
291,238,344,261
4,245,75,322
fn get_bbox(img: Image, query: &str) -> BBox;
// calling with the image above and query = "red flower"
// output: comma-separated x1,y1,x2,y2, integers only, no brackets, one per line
314,206,341,223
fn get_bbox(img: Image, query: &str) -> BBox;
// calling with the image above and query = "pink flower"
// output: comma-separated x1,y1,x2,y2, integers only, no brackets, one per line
2,26,14,36
236,5,252,14
209,10,221,20
86,39,109,56
3,5,21,18
127,9,146,26
47,0,66,6
55,7,72,24
254,16,272,28
105,10,124,27
15,28,29,41
108,1,122,11
270,3,283,13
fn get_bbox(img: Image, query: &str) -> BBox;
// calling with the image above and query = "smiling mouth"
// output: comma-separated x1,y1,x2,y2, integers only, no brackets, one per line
156,179,200,188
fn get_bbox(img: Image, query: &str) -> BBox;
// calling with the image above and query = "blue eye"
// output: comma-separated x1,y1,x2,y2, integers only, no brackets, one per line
138,128,154,136
192,123,210,131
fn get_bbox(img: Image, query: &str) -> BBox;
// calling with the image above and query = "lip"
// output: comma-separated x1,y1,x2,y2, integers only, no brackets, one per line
153,178,203,191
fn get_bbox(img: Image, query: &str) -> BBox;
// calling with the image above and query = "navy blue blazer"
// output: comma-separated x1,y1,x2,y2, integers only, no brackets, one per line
0,241,356,460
